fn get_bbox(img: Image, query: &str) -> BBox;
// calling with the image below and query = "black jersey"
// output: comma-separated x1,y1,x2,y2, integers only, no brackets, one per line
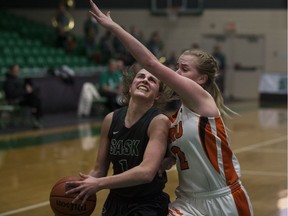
108,106,168,199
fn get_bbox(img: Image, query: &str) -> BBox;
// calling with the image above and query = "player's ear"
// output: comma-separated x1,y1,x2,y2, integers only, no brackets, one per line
198,74,208,85
154,93,160,101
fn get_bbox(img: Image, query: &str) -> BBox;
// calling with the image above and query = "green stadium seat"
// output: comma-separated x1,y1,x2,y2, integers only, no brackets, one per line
54,48,65,57
12,47,21,56
0,67,8,78
46,48,59,56
14,39,25,47
0,13,91,73
78,57,89,67
2,47,12,56
6,38,15,47
22,47,31,56
38,47,49,56
30,47,42,57
36,56,46,68
0,38,6,47
53,56,64,67
45,56,55,68
0,58,5,68
14,56,25,67
26,56,37,67
61,56,71,66
4,57,14,67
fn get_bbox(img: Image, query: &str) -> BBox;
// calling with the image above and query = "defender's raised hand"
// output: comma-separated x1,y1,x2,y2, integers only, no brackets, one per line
89,0,114,27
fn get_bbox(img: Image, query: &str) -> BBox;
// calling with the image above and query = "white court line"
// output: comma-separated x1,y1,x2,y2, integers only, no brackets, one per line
234,136,287,154
0,201,49,216
1,136,287,215
250,148,286,153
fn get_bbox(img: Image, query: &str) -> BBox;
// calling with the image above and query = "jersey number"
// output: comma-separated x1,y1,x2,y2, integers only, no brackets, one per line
119,159,128,172
171,146,189,170
169,121,183,142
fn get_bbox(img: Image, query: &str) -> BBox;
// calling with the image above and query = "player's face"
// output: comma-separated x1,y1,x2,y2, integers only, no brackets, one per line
130,69,161,101
176,54,206,85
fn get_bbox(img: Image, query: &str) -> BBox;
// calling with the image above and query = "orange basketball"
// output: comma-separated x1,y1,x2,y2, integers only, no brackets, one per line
49,176,96,216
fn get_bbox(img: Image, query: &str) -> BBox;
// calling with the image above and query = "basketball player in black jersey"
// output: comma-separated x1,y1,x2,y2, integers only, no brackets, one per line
66,65,174,215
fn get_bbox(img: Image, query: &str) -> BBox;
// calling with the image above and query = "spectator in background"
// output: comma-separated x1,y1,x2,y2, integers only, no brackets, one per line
83,12,101,64
212,45,226,95
77,59,124,117
165,51,178,70
112,28,128,60
99,59,124,112
99,30,115,64
53,3,71,48
77,81,103,118
130,25,146,44
191,43,200,50
64,33,77,54
146,31,164,59
3,64,43,128
84,12,99,43
113,35,135,66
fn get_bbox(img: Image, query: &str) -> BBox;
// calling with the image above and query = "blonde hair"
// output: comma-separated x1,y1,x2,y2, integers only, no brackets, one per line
182,49,235,118
121,63,175,109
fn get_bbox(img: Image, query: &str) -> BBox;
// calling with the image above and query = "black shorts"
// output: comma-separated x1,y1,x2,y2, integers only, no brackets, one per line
102,191,170,216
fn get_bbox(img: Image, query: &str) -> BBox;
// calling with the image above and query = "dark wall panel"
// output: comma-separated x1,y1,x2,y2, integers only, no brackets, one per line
204,0,287,9
0,0,286,9
0,0,149,9
1,0,60,9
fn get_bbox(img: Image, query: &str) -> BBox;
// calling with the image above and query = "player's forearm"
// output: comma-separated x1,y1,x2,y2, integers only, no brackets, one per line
89,169,106,178
96,166,155,191
89,163,109,178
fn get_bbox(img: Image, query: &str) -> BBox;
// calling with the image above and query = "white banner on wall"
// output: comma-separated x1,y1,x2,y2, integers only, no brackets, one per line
259,73,287,94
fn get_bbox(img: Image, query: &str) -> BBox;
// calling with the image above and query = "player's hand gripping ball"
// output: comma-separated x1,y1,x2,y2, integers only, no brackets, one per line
50,176,96,216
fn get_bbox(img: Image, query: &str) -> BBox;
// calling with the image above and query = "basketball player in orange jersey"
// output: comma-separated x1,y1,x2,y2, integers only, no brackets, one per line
66,65,174,215
85,1,254,215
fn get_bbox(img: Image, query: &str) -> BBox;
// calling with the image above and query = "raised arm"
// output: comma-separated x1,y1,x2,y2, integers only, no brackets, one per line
88,0,216,116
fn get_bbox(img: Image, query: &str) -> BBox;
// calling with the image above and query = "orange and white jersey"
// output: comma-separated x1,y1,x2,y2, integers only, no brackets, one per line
169,104,241,193
168,105,254,215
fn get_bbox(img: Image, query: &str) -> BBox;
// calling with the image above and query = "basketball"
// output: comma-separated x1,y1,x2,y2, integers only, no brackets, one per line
49,176,96,216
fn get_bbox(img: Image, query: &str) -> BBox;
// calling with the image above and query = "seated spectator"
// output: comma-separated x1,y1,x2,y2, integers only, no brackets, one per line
98,59,124,112
3,64,43,128
77,59,124,117
64,33,78,54
77,82,103,117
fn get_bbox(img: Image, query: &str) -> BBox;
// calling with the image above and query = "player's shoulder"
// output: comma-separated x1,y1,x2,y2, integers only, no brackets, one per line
102,111,114,126
152,113,171,125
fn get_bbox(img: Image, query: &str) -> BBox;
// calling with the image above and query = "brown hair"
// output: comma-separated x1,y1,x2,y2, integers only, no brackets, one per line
121,63,175,109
